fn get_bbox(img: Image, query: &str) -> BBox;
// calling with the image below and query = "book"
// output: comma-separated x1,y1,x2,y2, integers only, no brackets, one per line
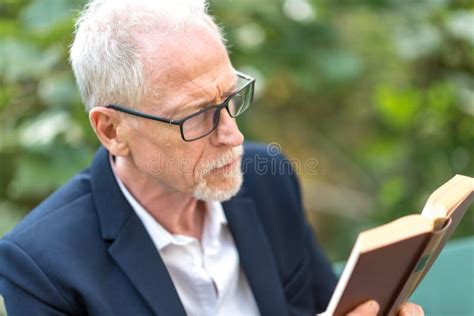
320,174,474,316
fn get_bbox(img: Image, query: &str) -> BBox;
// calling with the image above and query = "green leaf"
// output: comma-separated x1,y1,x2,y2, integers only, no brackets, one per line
0,38,57,81
8,147,92,199
375,85,422,130
19,0,81,35
38,72,81,108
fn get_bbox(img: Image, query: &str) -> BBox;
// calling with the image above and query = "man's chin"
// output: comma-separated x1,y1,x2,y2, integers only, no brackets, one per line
193,171,243,202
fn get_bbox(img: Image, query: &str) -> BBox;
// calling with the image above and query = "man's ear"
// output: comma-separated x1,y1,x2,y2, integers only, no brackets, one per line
89,107,130,156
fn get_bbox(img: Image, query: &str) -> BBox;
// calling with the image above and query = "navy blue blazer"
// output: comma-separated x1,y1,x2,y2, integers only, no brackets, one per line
0,143,336,316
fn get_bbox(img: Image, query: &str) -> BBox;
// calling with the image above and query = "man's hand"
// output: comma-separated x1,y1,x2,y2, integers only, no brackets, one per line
346,300,424,316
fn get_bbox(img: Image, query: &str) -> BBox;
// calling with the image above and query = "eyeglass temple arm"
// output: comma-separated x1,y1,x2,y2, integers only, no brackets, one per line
106,104,181,125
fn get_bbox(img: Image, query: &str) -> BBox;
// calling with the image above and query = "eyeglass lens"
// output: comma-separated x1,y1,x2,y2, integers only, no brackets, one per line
181,81,252,141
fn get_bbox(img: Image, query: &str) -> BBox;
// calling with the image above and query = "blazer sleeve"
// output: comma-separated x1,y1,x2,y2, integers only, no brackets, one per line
303,223,337,313
0,239,74,315
289,169,337,313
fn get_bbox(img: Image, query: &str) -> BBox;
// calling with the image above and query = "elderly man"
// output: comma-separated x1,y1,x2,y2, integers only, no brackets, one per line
0,1,424,315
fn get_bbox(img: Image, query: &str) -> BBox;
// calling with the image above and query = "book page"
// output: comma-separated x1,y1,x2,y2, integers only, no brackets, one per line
422,175,474,219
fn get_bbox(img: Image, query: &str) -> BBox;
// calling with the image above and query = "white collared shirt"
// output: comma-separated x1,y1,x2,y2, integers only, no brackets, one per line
112,161,260,316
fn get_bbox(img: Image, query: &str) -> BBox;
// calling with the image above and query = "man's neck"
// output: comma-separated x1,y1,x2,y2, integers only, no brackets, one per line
113,156,206,240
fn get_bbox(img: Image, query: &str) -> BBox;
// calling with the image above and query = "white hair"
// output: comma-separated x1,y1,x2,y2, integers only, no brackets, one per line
69,0,225,111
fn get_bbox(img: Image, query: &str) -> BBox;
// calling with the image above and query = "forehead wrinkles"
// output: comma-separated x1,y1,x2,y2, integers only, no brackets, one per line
186,69,236,101
165,69,236,115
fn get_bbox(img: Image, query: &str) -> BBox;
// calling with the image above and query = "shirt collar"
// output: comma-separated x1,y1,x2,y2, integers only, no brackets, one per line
207,200,228,225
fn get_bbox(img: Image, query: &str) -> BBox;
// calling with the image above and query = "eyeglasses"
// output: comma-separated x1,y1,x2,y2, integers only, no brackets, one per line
106,71,255,142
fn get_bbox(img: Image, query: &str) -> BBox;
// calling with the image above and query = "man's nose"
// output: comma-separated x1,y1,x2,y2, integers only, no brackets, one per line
210,108,244,147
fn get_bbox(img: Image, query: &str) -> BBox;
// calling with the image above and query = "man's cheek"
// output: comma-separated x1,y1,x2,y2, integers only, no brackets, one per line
178,158,194,178
144,154,171,177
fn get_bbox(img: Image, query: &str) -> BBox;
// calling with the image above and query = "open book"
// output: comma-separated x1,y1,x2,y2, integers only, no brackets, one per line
321,174,474,316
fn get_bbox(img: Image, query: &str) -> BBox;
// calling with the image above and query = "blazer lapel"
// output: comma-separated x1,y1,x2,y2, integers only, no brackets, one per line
223,195,289,316
108,215,186,316
90,147,186,316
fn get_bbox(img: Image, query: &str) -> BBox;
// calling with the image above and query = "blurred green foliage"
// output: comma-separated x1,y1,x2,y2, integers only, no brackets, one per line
0,0,473,261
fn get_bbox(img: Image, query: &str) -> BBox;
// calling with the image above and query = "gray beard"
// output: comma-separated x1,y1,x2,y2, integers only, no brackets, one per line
192,165,243,202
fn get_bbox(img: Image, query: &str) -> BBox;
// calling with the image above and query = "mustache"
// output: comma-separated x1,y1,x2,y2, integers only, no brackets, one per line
199,145,244,177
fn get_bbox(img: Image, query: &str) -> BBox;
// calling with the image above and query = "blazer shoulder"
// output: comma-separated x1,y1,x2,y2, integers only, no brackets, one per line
242,142,302,203
3,169,95,244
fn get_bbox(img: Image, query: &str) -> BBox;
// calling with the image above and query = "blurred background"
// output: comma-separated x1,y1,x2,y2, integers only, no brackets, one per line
0,0,473,264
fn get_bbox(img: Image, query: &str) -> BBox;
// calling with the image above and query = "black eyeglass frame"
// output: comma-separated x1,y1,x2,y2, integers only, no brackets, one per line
106,71,255,142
